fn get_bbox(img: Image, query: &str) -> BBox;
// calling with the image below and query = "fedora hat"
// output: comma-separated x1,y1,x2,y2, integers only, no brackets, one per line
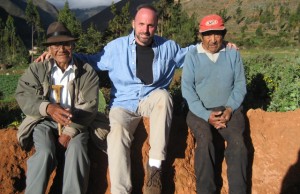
43,22,78,45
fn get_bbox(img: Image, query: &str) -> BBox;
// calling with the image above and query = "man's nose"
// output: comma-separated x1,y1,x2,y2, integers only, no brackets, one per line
142,25,149,33
210,35,215,42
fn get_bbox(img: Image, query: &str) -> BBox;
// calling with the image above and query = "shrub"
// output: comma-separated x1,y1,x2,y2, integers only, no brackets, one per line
243,53,300,111
0,100,23,128
0,74,20,101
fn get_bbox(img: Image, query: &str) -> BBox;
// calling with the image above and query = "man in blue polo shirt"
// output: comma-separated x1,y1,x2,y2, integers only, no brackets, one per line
182,14,248,194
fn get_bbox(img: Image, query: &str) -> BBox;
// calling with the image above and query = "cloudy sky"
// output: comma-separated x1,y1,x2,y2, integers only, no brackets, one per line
47,0,121,9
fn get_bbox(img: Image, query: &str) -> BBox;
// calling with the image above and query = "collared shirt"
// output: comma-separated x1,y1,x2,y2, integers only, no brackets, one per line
196,42,225,62
50,61,75,109
76,31,192,112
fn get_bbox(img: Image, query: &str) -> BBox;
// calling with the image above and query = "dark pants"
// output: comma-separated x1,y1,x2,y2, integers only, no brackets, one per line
186,106,248,194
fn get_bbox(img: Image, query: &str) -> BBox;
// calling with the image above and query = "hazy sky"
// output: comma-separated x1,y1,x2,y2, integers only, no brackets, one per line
47,0,121,9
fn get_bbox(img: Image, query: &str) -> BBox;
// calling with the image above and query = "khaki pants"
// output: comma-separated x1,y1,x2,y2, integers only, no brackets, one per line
107,89,173,194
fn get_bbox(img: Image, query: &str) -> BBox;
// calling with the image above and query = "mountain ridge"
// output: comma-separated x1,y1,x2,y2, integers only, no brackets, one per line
0,0,58,48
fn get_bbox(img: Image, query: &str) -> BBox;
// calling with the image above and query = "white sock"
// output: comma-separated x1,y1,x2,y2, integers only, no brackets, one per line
149,158,162,168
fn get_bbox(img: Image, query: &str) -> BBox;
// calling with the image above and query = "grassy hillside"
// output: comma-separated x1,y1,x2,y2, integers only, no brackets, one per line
182,0,299,22
181,0,300,47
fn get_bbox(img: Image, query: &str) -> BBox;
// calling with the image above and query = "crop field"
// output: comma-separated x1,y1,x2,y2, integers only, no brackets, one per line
0,74,21,102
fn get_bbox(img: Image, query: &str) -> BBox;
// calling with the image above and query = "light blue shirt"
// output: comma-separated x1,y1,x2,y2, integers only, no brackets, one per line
182,43,246,121
76,31,192,112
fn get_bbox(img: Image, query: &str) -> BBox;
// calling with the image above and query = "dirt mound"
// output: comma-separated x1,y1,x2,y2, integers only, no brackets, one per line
0,108,299,194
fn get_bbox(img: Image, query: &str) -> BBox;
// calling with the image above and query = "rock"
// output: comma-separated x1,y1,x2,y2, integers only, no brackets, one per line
0,108,299,194
0,64,8,70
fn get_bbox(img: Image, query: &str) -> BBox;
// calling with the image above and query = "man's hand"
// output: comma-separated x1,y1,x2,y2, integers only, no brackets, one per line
208,110,226,129
224,41,239,50
220,107,232,123
209,107,233,129
58,134,71,149
34,51,51,62
46,103,72,126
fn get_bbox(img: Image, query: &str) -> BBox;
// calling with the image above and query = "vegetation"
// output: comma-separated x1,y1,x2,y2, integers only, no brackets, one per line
0,0,300,128
154,0,198,47
242,49,300,112
0,16,28,67
58,1,82,39
104,2,132,43
224,1,300,48
0,74,23,127
0,74,20,101
25,0,44,61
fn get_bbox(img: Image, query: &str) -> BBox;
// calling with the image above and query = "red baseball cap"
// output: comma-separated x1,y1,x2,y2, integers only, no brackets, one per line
199,14,226,33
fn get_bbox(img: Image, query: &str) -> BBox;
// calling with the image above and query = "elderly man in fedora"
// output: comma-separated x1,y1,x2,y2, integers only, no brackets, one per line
15,21,99,194
182,14,248,194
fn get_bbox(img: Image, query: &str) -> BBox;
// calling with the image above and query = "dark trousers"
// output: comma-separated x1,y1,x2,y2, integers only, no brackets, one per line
186,106,248,194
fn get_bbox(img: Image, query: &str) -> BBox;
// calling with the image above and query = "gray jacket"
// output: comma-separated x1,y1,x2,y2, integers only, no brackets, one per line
15,57,99,149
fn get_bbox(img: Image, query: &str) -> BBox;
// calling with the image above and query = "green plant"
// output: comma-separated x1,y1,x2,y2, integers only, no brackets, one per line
243,53,300,111
98,89,107,114
0,100,23,128
0,74,20,101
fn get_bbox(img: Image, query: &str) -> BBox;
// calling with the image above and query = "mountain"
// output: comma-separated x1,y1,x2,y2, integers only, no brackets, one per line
82,0,157,32
0,0,58,48
72,6,107,22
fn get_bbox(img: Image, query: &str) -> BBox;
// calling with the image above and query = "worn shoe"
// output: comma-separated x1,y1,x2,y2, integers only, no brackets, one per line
144,164,162,194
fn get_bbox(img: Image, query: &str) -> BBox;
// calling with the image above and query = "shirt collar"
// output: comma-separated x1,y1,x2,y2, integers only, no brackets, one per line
129,30,158,47
53,58,75,72
53,59,75,71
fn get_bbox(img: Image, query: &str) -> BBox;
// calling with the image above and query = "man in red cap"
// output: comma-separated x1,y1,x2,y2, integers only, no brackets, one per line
182,14,248,194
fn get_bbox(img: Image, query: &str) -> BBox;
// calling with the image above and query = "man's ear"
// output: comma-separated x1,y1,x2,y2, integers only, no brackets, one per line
132,20,135,29
198,32,203,41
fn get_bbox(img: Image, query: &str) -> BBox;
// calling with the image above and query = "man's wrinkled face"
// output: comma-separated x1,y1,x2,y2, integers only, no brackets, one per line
132,8,158,46
201,30,224,53
48,41,74,66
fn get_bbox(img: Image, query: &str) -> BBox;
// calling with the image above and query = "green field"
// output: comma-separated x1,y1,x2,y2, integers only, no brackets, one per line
0,74,21,102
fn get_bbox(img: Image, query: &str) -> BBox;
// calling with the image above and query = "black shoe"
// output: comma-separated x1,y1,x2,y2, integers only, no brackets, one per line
144,164,162,194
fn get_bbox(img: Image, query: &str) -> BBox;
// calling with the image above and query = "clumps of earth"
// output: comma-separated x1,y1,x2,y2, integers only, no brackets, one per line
0,108,299,194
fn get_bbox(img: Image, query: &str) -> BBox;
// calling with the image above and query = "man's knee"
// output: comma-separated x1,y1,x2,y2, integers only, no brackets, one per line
107,123,134,150
152,89,173,106
67,133,88,153
186,112,212,143
68,143,86,156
